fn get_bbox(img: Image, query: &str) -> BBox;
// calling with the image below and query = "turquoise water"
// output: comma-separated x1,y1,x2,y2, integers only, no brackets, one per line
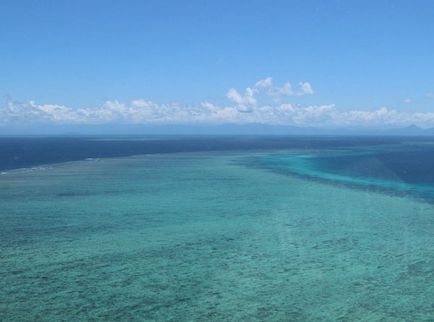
253,143,434,201
1,148,434,320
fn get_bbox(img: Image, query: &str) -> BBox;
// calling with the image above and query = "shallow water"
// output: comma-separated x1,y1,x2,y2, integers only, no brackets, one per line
1,141,434,321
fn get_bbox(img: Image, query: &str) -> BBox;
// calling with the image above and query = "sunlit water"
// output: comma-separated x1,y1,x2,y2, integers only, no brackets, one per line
1,137,434,321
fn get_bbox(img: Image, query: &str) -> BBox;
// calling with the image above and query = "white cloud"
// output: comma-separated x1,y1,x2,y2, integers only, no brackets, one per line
2,78,434,128
226,88,257,106
267,82,293,97
297,82,314,95
3,100,434,128
255,77,273,89
403,98,412,104
225,77,315,105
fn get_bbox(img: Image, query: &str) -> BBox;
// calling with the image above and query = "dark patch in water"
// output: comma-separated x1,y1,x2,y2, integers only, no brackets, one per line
0,136,428,171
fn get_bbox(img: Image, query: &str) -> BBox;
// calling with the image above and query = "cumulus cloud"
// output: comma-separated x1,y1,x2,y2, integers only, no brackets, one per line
249,77,313,98
226,88,256,107
267,82,293,97
297,82,314,95
255,77,273,89
2,78,434,128
3,100,434,128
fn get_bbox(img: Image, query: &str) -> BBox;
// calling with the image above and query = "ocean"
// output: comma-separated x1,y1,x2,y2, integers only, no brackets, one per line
1,136,434,320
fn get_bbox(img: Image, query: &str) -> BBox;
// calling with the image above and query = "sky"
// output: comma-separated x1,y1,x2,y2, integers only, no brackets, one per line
1,0,434,132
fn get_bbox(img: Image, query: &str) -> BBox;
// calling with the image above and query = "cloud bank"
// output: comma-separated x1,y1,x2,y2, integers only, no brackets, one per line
2,77,434,128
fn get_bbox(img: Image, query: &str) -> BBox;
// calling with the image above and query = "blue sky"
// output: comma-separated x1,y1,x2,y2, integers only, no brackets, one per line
1,0,434,130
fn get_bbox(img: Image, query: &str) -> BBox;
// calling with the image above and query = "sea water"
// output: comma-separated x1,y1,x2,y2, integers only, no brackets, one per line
1,137,434,321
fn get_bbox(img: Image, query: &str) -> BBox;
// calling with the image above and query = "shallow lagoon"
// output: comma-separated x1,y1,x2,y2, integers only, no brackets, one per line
1,142,434,321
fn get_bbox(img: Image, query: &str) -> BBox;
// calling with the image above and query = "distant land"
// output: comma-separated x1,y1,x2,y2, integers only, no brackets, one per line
1,124,434,136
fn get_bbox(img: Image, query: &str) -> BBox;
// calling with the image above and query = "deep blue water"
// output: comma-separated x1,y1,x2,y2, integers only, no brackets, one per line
3,136,434,201
250,138,434,201
313,147,434,184
0,135,429,171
